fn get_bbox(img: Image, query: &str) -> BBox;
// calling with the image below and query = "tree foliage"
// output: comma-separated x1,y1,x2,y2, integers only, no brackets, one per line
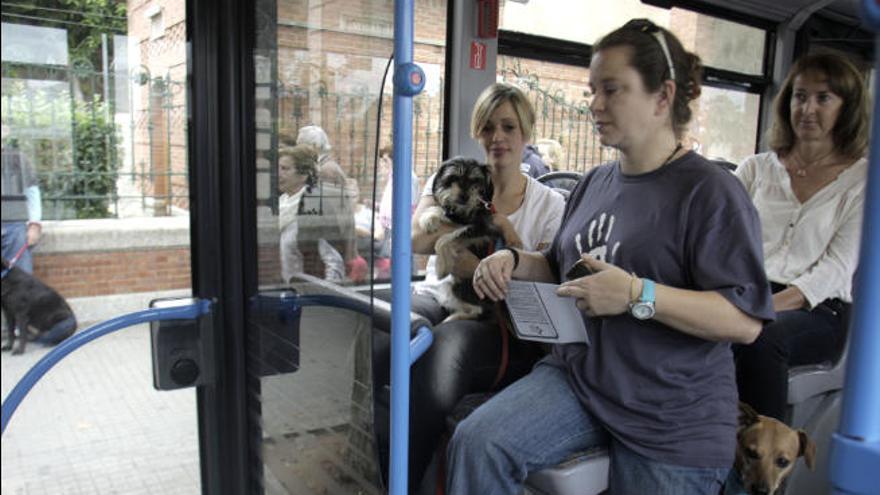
2,0,127,99
71,97,119,218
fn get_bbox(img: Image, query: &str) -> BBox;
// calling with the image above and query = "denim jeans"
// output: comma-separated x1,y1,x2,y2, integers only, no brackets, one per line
1,222,32,273
32,315,76,345
446,363,730,495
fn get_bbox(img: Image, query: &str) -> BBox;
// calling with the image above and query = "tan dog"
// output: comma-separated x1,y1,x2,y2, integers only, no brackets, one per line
735,402,816,495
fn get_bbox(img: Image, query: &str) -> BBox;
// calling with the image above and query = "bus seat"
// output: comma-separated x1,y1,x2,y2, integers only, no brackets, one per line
782,305,852,495
523,449,609,495
537,170,582,200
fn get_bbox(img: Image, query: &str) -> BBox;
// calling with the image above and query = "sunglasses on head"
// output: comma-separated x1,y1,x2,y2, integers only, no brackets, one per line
623,19,676,82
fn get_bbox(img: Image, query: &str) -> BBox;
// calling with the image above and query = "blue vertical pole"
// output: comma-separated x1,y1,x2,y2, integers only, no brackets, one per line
389,1,425,493
829,2,880,493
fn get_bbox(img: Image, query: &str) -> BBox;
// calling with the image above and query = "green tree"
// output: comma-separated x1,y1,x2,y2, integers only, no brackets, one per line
71,97,119,218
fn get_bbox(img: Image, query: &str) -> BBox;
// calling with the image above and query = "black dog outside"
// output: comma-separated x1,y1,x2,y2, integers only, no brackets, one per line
1,260,76,355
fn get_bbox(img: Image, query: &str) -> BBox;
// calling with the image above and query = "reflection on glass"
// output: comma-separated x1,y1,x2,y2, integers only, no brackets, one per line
252,1,448,493
255,0,446,288
689,86,760,165
498,55,616,171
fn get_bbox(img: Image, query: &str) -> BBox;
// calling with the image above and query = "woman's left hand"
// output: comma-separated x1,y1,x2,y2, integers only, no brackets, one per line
557,255,633,316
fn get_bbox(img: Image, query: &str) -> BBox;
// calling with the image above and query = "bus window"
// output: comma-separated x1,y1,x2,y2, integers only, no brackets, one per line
689,86,761,165
500,0,767,165
497,55,618,172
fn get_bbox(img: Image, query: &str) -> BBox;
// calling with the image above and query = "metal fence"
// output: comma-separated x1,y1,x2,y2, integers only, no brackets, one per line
499,63,619,172
2,60,614,219
1,60,188,220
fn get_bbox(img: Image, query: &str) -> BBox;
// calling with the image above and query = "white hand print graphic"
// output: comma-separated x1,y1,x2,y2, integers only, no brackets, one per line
585,212,620,263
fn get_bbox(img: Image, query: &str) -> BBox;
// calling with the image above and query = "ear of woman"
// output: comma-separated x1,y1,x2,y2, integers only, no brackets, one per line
656,79,677,116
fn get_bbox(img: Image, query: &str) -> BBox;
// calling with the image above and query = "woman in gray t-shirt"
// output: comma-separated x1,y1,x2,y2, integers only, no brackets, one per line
447,19,774,495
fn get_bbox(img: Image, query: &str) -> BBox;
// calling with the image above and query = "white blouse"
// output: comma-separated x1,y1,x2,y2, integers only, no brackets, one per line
736,152,866,306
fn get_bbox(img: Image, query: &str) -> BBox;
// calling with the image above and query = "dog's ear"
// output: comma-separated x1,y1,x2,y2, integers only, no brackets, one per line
433,158,460,196
798,429,816,470
738,402,760,429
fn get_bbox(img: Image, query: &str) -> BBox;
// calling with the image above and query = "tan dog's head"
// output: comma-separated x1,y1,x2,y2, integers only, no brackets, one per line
735,402,816,495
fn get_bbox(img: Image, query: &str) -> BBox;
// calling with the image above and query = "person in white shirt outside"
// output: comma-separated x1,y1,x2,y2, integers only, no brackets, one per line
376,144,420,275
734,53,870,421
350,179,390,279
277,144,362,284
295,125,348,186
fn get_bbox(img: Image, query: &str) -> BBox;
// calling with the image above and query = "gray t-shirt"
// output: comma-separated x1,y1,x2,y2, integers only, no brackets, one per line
543,151,774,468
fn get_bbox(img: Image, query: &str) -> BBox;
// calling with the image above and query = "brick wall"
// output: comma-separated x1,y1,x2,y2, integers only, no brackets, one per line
35,248,191,298
28,216,379,299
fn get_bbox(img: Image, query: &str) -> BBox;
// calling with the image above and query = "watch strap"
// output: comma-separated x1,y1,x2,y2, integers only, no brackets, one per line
640,278,655,303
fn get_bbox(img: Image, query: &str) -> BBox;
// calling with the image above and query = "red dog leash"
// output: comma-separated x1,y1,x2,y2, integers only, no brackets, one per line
1,244,29,279
8,243,28,266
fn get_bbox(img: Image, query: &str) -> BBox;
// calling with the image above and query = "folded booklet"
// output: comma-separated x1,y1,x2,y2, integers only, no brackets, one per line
504,280,590,345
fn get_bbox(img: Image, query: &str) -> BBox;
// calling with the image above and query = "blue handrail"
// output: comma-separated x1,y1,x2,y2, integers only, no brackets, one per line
390,0,425,493
296,294,433,364
828,2,880,493
1,300,213,435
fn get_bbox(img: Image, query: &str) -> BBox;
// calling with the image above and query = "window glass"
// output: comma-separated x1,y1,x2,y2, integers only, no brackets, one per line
501,0,766,76
251,2,448,492
497,54,760,167
688,86,761,164
257,0,446,288
498,54,617,171
1,1,199,493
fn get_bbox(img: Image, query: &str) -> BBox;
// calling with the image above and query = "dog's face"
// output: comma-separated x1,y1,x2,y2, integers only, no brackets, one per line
432,157,493,225
736,402,816,495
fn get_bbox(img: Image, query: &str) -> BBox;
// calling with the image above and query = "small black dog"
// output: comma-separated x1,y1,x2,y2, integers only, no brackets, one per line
1,259,77,355
419,157,507,321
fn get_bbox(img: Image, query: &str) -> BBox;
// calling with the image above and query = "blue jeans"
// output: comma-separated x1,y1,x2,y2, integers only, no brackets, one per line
32,315,76,345
1,222,33,273
446,363,730,495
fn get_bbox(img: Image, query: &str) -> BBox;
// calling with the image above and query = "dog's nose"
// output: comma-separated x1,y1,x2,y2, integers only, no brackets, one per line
753,486,770,495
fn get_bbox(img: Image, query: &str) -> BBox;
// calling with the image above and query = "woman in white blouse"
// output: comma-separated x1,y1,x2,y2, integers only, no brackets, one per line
734,53,870,420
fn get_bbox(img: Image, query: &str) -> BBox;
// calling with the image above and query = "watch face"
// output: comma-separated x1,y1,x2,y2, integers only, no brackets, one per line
631,302,655,320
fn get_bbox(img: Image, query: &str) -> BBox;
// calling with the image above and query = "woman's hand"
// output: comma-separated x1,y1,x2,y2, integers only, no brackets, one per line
473,249,517,301
557,255,634,316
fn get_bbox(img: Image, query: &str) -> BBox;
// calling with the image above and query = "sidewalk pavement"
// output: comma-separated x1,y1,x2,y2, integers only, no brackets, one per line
1,302,373,495
1,323,200,495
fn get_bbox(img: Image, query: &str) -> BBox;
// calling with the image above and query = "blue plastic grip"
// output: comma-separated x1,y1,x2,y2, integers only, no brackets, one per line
394,62,426,96
1,300,213,435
